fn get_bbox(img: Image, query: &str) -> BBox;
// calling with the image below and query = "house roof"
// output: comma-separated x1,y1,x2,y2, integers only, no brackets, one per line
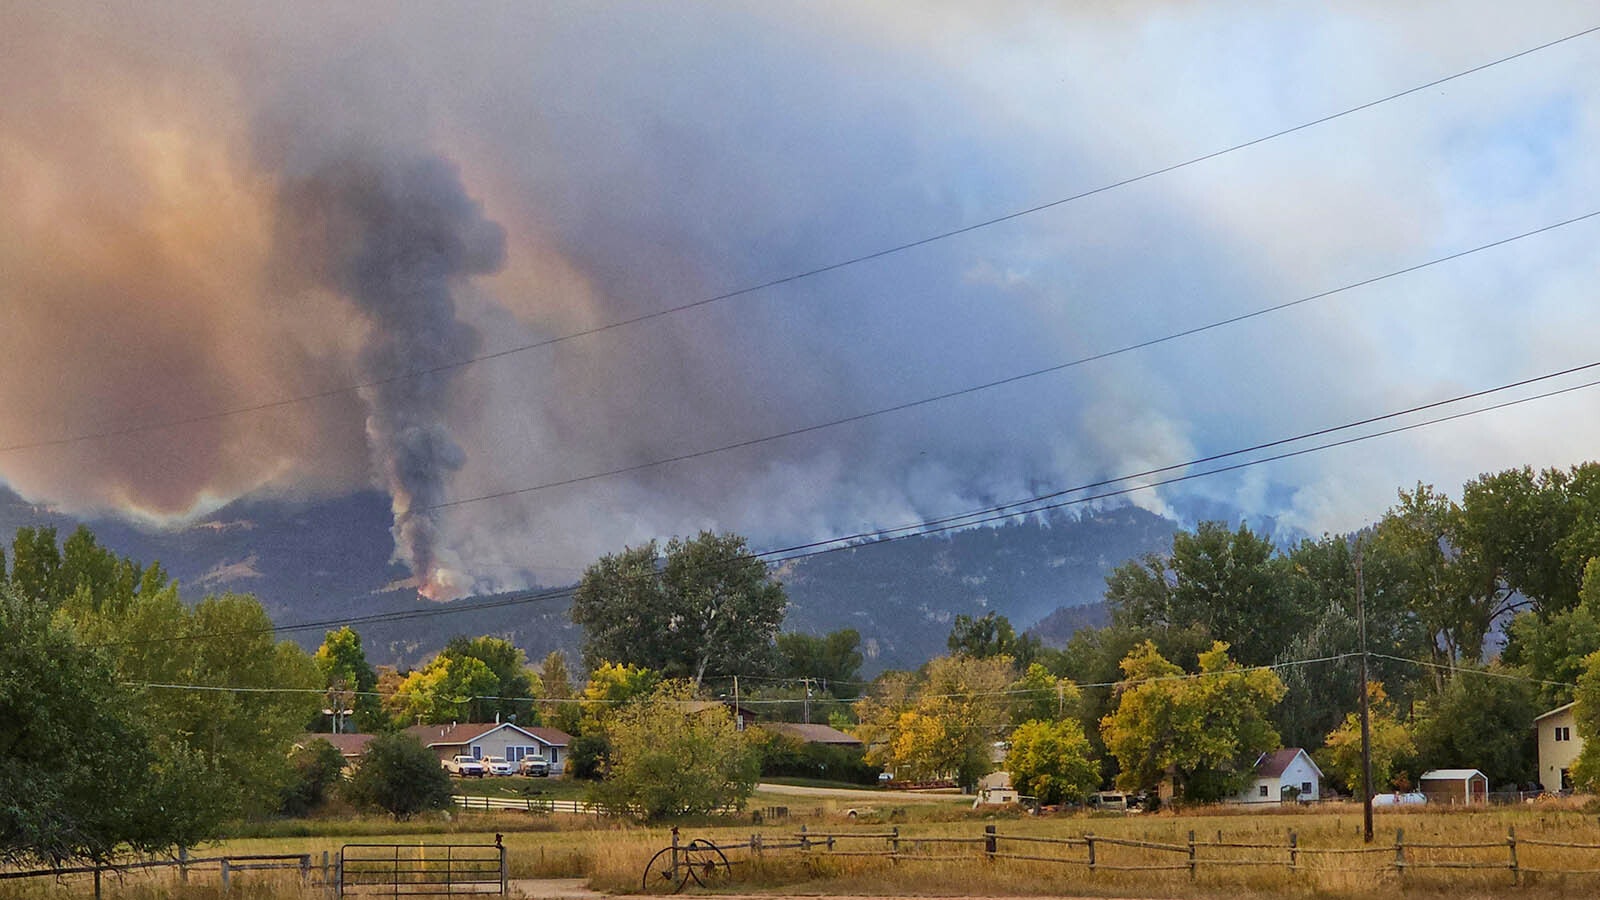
1420,768,1487,781
678,700,759,719
299,733,375,757
763,722,863,746
1534,702,1576,722
1255,748,1322,780
405,722,573,749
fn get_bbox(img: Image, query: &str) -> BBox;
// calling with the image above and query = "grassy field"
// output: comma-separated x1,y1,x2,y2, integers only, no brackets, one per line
11,799,1600,898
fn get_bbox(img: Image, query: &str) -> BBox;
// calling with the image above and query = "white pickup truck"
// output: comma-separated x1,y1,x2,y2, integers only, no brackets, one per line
444,755,487,778
518,755,550,777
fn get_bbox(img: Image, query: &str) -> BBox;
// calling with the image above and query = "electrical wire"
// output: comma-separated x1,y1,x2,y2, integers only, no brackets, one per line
83,359,1600,648
428,209,1600,512
5,22,1597,458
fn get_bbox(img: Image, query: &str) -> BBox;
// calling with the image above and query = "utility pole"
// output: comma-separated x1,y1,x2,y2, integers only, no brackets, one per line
801,677,814,724
1356,542,1374,844
733,675,741,731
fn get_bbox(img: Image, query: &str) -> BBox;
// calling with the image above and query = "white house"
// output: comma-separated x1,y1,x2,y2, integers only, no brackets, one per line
1234,748,1322,803
1535,702,1580,792
405,722,574,774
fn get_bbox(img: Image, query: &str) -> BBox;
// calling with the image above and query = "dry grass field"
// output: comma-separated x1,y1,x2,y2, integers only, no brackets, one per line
9,798,1600,898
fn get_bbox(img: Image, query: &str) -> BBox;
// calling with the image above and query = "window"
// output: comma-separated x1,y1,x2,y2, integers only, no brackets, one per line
1302,782,1313,795
471,747,482,759
1259,785,1269,798
1556,726,1572,742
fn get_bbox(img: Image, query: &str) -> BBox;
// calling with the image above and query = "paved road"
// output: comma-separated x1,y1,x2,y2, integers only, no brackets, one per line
755,782,969,803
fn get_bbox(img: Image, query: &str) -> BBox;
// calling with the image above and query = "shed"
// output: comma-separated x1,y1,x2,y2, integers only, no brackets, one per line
1418,769,1488,805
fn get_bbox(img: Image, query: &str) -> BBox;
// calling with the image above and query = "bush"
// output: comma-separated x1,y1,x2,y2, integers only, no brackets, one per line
755,731,881,784
345,734,453,820
568,733,610,781
279,739,348,817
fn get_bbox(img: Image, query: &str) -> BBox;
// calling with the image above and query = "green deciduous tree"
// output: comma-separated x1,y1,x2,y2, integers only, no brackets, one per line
590,682,758,820
947,612,1040,667
0,584,209,866
1411,667,1536,788
571,532,786,687
1100,641,1286,803
1005,718,1099,805
440,635,540,724
579,662,661,733
1008,662,1079,727
775,629,864,696
345,733,454,820
388,654,502,725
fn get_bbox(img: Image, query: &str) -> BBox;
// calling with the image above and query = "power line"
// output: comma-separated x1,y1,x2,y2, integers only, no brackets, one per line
6,22,1598,459
428,209,1600,512
83,358,1600,649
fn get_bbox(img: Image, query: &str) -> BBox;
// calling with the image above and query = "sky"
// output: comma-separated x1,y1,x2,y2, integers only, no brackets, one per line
2,2,1598,598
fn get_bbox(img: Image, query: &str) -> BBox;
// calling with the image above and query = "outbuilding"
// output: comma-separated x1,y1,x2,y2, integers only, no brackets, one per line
1418,769,1489,805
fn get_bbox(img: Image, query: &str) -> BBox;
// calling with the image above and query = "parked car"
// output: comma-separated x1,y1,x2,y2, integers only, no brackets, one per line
444,755,487,778
518,755,551,777
482,755,515,776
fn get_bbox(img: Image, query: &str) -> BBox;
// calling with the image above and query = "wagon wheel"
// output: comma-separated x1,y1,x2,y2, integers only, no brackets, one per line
681,839,731,888
641,846,688,893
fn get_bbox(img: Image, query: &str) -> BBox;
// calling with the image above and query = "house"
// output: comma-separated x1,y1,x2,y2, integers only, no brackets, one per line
761,722,863,748
1234,748,1322,803
1418,769,1489,804
404,722,574,774
1535,703,1580,792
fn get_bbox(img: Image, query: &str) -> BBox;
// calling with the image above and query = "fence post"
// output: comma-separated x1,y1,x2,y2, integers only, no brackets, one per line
800,824,810,852
891,826,900,864
1188,829,1197,881
322,850,329,887
672,826,681,881
498,833,508,895
179,845,189,884
1289,831,1298,871
986,824,997,862
1394,828,1406,878
1508,825,1519,887
220,858,231,894
93,867,102,900
300,853,311,884
1086,834,1096,873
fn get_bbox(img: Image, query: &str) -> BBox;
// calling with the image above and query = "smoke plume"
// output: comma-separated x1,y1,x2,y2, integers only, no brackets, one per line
274,155,506,598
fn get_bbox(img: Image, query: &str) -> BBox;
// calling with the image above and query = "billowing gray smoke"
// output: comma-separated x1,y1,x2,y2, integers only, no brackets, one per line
276,154,506,599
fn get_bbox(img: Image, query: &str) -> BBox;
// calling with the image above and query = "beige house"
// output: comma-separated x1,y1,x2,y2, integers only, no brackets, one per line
1535,702,1580,792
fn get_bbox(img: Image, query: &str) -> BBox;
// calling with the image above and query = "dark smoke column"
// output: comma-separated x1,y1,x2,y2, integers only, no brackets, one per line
280,154,505,600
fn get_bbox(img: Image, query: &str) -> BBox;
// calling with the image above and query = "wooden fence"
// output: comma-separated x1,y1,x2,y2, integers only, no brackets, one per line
691,823,1600,886
0,851,316,898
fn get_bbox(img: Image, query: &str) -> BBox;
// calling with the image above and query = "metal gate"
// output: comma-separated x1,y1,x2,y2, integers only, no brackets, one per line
339,839,506,896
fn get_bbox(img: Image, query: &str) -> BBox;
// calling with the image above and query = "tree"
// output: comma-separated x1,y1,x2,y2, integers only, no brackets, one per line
0,584,211,866
775,629,864,696
854,655,1012,789
590,682,758,820
947,612,1040,667
1411,667,1535,788
1008,662,1079,727
280,739,349,817
1106,522,1295,665
314,626,380,733
1005,718,1099,805
579,662,661,734
440,635,540,724
68,584,323,820
1100,641,1286,803
1320,683,1415,795
540,650,582,735
571,532,786,687
346,733,454,820
1503,558,1600,710
388,655,501,725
